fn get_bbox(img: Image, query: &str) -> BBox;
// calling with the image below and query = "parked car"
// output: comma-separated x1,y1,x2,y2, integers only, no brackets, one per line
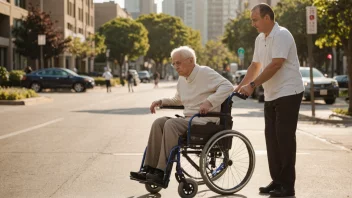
128,69,141,86
21,68,95,92
333,75,349,89
138,71,151,83
301,67,339,104
234,70,247,85
255,67,339,104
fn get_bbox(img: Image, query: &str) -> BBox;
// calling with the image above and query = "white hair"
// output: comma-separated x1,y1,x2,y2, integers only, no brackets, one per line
170,46,196,64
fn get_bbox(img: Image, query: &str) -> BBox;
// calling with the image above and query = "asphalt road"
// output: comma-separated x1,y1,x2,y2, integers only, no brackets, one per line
0,82,351,198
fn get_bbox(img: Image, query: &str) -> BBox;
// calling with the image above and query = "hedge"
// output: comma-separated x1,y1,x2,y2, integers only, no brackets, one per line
0,87,38,100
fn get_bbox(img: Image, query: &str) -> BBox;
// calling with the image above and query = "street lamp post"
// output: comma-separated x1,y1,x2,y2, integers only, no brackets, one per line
38,34,46,68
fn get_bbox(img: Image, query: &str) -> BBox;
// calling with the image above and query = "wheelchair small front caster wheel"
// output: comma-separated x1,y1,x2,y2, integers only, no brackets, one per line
178,178,198,198
145,183,162,194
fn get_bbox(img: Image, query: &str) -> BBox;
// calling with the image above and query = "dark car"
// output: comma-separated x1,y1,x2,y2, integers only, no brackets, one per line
21,68,95,92
255,67,339,104
138,71,151,83
333,75,349,89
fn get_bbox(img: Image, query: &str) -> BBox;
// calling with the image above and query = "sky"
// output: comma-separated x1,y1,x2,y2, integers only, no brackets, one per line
93,0,163,13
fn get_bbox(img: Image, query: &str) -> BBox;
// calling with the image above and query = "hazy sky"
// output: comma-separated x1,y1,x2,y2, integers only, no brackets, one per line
93,0,163,13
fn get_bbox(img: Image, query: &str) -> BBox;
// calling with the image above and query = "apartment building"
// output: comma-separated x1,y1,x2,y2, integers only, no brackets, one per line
125,0,156,19
0,0,28,71
207,0,238,41
27,0,95,72
184,0,207,45
94,1,131,31
162,0,185,22
238,0,280,12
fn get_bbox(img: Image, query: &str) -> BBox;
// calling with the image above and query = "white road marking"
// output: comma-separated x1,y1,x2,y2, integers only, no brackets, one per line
0,118,63,140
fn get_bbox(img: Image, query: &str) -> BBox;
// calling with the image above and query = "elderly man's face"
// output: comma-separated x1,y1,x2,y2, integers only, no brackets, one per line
171,52,194,77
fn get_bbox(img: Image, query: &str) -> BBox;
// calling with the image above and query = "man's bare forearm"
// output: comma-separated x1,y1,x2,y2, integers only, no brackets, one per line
252,58,284,87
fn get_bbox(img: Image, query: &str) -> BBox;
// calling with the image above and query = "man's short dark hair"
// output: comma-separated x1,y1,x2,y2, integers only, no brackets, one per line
252,3,275,21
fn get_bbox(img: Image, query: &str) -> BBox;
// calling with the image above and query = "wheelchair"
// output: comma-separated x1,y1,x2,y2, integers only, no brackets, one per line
131,92,256,197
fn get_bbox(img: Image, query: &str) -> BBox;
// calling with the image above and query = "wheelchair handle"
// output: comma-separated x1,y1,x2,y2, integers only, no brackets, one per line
232,92,248,100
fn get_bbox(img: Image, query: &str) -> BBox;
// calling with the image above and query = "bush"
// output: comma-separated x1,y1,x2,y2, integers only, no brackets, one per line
9,70,25,87
332,108,352,116
0,87,38,100
0,66,9,86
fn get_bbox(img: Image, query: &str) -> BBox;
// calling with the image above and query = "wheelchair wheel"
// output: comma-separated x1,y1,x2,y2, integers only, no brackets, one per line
178,178,198,198
200,130,255,195
180,149,204,185
145,183,162,194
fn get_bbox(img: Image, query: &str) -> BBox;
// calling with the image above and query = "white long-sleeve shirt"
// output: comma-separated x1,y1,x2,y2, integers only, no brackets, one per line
161,65,234,124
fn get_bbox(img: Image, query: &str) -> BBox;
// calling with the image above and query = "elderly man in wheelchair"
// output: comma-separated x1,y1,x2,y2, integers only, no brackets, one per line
130,46,255,197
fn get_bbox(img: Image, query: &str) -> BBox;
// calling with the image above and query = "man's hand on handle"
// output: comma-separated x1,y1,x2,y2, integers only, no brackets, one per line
150,100,162,114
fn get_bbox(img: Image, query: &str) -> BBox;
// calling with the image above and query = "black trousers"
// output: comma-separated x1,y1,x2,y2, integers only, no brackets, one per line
264,92,303,190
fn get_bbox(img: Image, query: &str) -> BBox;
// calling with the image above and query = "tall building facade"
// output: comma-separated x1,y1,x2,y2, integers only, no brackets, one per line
94,1,131,31
28,0,95,71
184,0,207,45
207,0,238,41
124,0,156,19
162,0,184,20
238,0,280,12
0,0,28,71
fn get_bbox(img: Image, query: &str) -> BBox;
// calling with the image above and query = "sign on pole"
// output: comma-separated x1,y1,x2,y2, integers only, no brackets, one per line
237,47,245,59
38,34,46,45
306,6,317,34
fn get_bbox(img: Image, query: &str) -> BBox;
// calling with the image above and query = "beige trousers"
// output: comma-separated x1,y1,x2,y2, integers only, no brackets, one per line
144,116,189,170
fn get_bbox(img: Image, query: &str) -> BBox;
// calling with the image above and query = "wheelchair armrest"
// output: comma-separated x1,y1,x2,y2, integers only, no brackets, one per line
197,112,230,117
160,106,185,109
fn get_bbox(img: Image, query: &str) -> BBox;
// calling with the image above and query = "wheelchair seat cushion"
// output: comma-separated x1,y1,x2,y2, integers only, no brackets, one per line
186,122,225,145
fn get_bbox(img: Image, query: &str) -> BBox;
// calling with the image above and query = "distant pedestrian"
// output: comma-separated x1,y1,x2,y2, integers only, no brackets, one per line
153,72,160,88
127,71,134,93
24,66,32,74
102,69,113,93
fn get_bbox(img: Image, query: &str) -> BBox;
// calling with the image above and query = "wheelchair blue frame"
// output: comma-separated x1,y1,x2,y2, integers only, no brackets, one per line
138,92,247,188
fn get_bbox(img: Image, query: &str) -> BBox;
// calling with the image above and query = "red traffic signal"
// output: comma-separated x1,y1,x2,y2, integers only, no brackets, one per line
327,54,332,60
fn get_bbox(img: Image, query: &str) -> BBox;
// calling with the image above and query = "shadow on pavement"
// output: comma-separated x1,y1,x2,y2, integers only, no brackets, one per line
126,193,161,198
74,107,150,115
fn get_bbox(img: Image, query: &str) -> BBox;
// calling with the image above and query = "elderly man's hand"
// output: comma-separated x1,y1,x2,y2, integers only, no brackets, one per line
150,100,162,114
239,84,254,97
199,100,213,115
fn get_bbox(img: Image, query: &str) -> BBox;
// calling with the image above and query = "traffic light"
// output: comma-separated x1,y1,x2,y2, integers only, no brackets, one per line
327,54,332,60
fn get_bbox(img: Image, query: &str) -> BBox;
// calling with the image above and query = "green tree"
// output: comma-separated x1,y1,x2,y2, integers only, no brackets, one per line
314,0,352,114
201,40,237,71
99,18,149,81
137,13,189,72
222,10,258,68
186,27,203,62
12,5,70,68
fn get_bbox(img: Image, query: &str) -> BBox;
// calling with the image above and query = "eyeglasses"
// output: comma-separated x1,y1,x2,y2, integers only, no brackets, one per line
171,57,191,68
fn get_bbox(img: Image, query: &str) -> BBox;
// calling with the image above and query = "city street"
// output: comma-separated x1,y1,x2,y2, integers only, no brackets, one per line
0,82,351,198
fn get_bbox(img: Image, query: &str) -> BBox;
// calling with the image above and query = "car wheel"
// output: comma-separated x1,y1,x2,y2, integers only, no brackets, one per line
30,82,42,92
73,83,85,92
324,97,336,104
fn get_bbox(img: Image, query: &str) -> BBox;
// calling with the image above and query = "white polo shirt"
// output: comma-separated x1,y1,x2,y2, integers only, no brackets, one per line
253,22,304,101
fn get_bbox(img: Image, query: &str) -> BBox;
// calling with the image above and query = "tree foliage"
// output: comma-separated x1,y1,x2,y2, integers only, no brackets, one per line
67,34,106,59
222,10,258,68
314,0,352,113
200,40,237,71
137,14,189,70
99,17,149,78
186,27,203,62
12,5,70,64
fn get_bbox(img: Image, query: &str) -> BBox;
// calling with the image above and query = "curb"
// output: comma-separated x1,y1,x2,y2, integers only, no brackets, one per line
0,97,53,106
298,113,352,124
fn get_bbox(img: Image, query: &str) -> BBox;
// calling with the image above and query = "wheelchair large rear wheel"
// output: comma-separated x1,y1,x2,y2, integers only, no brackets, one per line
199,130,255,195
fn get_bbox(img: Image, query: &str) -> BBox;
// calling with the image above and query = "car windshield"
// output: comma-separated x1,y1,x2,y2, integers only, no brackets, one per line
300,68,324,78
62,68,78,76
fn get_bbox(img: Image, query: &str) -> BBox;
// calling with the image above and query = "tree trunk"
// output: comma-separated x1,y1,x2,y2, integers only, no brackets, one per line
118,57,125,86
347,30,352,115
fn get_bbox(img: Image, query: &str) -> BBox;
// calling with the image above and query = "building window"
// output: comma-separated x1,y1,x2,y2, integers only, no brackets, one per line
14,0,26,9
85,12,89,25
90,15,93,26
78,28,83,34
13,19,22,29
67,23,73,31
78,8,83,21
